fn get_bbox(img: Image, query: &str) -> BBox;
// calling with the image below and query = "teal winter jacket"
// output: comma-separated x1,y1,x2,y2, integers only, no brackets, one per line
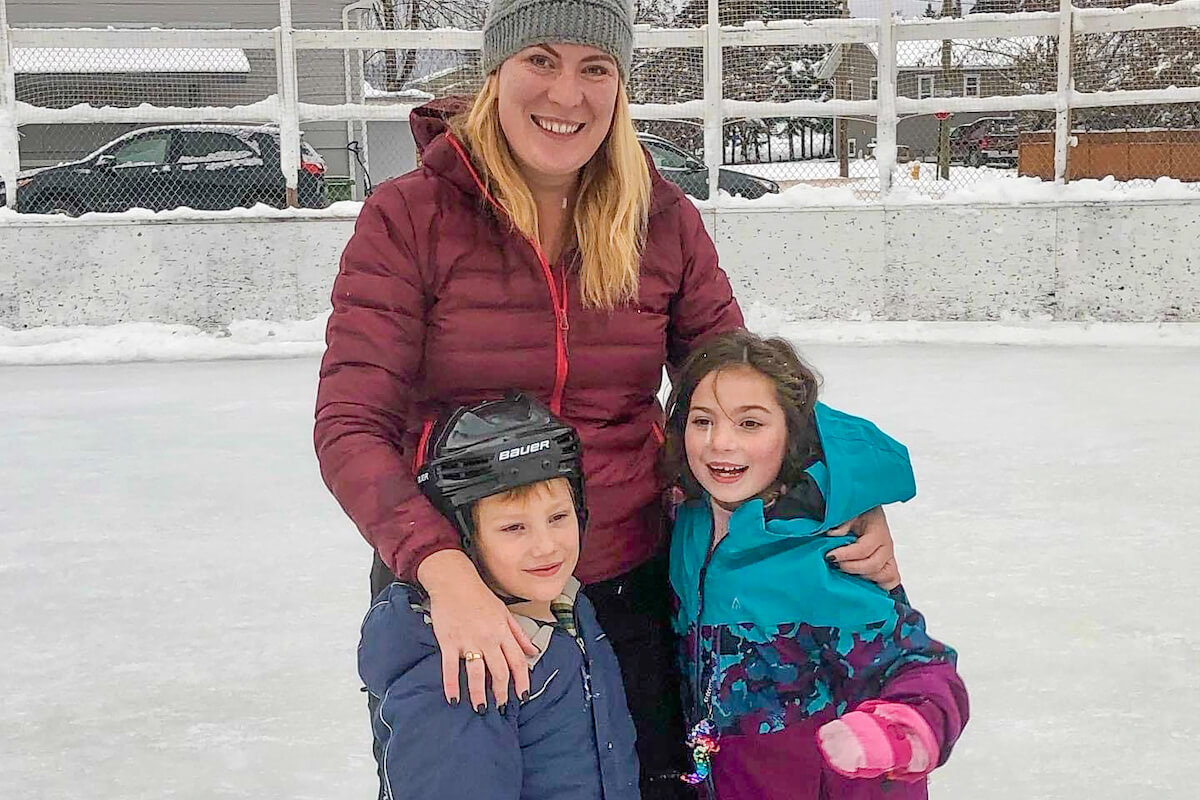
668,403,967,800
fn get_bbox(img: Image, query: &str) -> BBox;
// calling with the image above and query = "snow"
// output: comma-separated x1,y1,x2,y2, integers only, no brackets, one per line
705,160,1200,204
177,150,257,164
14,98,281,125
13,47,250,75
361,80,434,101
0,200,364,224
2,330,1197,799
3,313,1200,367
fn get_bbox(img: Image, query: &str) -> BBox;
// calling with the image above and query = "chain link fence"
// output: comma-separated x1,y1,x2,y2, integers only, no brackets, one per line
2,0,1200,214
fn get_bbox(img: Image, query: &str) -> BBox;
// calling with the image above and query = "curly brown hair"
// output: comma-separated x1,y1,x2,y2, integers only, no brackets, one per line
660,329,822,500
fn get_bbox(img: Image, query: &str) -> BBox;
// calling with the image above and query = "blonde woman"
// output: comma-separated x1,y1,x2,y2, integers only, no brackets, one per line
315,0,900,796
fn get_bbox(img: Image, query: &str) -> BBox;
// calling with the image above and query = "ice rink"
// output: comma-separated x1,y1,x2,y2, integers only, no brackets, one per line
3,342,1197,799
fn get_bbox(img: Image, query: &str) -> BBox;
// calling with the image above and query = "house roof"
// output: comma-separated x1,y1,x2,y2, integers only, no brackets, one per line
817,37,1042,79
13,47,251,74
885,37,1043,70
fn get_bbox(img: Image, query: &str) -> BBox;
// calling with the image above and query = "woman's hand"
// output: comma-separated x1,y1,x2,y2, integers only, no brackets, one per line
417,550,539,711
826,506,901,590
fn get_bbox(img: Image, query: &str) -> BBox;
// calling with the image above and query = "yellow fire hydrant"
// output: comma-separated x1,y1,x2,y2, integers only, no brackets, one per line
910,161,921,180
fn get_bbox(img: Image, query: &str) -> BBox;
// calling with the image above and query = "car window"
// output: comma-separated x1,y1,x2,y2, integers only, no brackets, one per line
112,135,171,167
644,141,693,170
177,132,259,164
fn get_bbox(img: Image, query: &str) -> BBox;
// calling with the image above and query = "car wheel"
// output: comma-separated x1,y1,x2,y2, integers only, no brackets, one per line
27,194,83,216
967,150,986,168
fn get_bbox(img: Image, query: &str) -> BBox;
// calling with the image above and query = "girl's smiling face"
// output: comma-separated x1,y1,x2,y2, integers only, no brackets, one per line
684,366,789,507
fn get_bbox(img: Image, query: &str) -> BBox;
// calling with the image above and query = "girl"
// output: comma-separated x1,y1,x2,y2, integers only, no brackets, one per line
663,330,969,799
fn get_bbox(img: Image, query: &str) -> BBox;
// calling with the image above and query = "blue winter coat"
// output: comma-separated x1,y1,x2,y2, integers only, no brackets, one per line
359,579,641,800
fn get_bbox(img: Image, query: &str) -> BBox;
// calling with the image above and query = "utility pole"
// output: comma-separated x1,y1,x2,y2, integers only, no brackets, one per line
936,0,961,180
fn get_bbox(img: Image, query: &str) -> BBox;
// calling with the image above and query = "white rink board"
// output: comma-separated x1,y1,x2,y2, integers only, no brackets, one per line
2,199,1200,327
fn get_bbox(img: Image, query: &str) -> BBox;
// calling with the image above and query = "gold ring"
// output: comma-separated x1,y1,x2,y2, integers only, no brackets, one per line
463,651,483,662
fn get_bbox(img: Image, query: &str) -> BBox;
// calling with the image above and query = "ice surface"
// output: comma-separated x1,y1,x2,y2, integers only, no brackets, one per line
2,341,1198,799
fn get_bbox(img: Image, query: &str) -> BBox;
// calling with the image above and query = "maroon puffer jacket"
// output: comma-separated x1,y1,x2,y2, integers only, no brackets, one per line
315,100,743,584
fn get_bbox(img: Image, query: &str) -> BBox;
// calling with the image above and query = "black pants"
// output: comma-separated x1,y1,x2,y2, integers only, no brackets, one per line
581,551,695,800
366,552,694,800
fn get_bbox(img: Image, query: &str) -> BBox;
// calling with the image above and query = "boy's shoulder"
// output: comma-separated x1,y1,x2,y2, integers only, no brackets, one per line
358,582,440,695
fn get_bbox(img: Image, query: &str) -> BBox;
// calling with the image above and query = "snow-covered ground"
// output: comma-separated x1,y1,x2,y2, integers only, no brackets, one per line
719,158,1200,204
3,334,1198,799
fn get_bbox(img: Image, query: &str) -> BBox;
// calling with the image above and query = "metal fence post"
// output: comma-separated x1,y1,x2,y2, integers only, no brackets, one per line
703,0,722,204
1054,0,1073,183
876,0,897,198
277,0,302,207
0,0,21,210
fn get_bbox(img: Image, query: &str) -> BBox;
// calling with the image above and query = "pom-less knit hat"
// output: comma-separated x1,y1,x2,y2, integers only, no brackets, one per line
481,0,634,79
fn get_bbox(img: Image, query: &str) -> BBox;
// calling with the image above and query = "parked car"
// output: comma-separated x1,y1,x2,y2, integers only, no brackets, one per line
637,133,780,200
2,124,327,215
949,117,1019,167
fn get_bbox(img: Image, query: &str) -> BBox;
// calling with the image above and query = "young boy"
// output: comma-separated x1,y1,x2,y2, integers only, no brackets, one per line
358,394,641,800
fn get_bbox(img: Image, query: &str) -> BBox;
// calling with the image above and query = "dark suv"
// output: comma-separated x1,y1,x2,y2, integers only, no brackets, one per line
4,124,327,215
949,116,1019,167
637,133,780,200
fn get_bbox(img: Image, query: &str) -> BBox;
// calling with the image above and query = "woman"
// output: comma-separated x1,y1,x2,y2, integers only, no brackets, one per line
314,0,900,796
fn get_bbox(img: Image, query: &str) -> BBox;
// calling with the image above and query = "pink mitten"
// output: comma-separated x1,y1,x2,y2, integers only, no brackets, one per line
816,700,939,782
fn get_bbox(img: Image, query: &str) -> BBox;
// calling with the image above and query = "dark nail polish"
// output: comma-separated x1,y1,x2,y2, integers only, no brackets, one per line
498,703,507,715
449,697,460,707
476,703,486,715
521,691,530,702
825,554,838,563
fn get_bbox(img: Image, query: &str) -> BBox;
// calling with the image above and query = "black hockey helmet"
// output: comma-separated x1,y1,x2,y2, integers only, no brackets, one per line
416,393,587,549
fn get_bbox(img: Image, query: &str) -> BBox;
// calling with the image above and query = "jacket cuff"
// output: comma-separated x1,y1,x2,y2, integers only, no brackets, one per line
402,540,465,585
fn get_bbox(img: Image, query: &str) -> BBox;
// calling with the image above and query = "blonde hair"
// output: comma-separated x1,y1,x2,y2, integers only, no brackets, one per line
451,75,651,310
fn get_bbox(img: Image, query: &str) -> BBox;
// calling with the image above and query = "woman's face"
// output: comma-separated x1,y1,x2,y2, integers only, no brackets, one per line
495,43,620,187
684,366,789,507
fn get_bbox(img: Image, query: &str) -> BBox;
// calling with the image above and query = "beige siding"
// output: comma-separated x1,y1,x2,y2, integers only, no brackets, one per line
5,0,344,29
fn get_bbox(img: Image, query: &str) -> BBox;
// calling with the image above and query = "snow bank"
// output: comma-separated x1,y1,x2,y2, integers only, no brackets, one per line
709,173,1200,208
0,318,328,366
0,201,364,224
745,303,1200,348
3,312,1198,366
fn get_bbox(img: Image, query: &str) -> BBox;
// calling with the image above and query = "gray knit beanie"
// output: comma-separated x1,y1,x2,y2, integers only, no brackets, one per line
481,0,634,79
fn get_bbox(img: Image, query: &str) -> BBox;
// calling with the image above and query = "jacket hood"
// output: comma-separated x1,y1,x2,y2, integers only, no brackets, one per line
408,97,684,217
702,402,917,557
410,96,471,154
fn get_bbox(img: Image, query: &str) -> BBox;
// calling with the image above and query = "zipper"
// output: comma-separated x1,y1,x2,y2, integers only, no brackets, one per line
412,418,435,472
693,509,728,717
444,133,570,415
690,508,728,795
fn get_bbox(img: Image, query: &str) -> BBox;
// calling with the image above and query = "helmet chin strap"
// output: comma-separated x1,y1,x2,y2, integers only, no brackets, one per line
458,507,586,608
455,508,535,604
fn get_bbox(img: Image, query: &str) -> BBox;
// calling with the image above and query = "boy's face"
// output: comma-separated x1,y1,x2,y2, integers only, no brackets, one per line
473,478,580,602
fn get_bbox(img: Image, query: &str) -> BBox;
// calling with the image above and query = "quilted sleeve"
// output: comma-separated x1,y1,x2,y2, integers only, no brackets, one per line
665,198,745,369
314,183,460,580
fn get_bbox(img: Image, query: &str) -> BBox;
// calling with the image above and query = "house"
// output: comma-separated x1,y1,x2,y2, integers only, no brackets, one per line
816,36,1040,160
